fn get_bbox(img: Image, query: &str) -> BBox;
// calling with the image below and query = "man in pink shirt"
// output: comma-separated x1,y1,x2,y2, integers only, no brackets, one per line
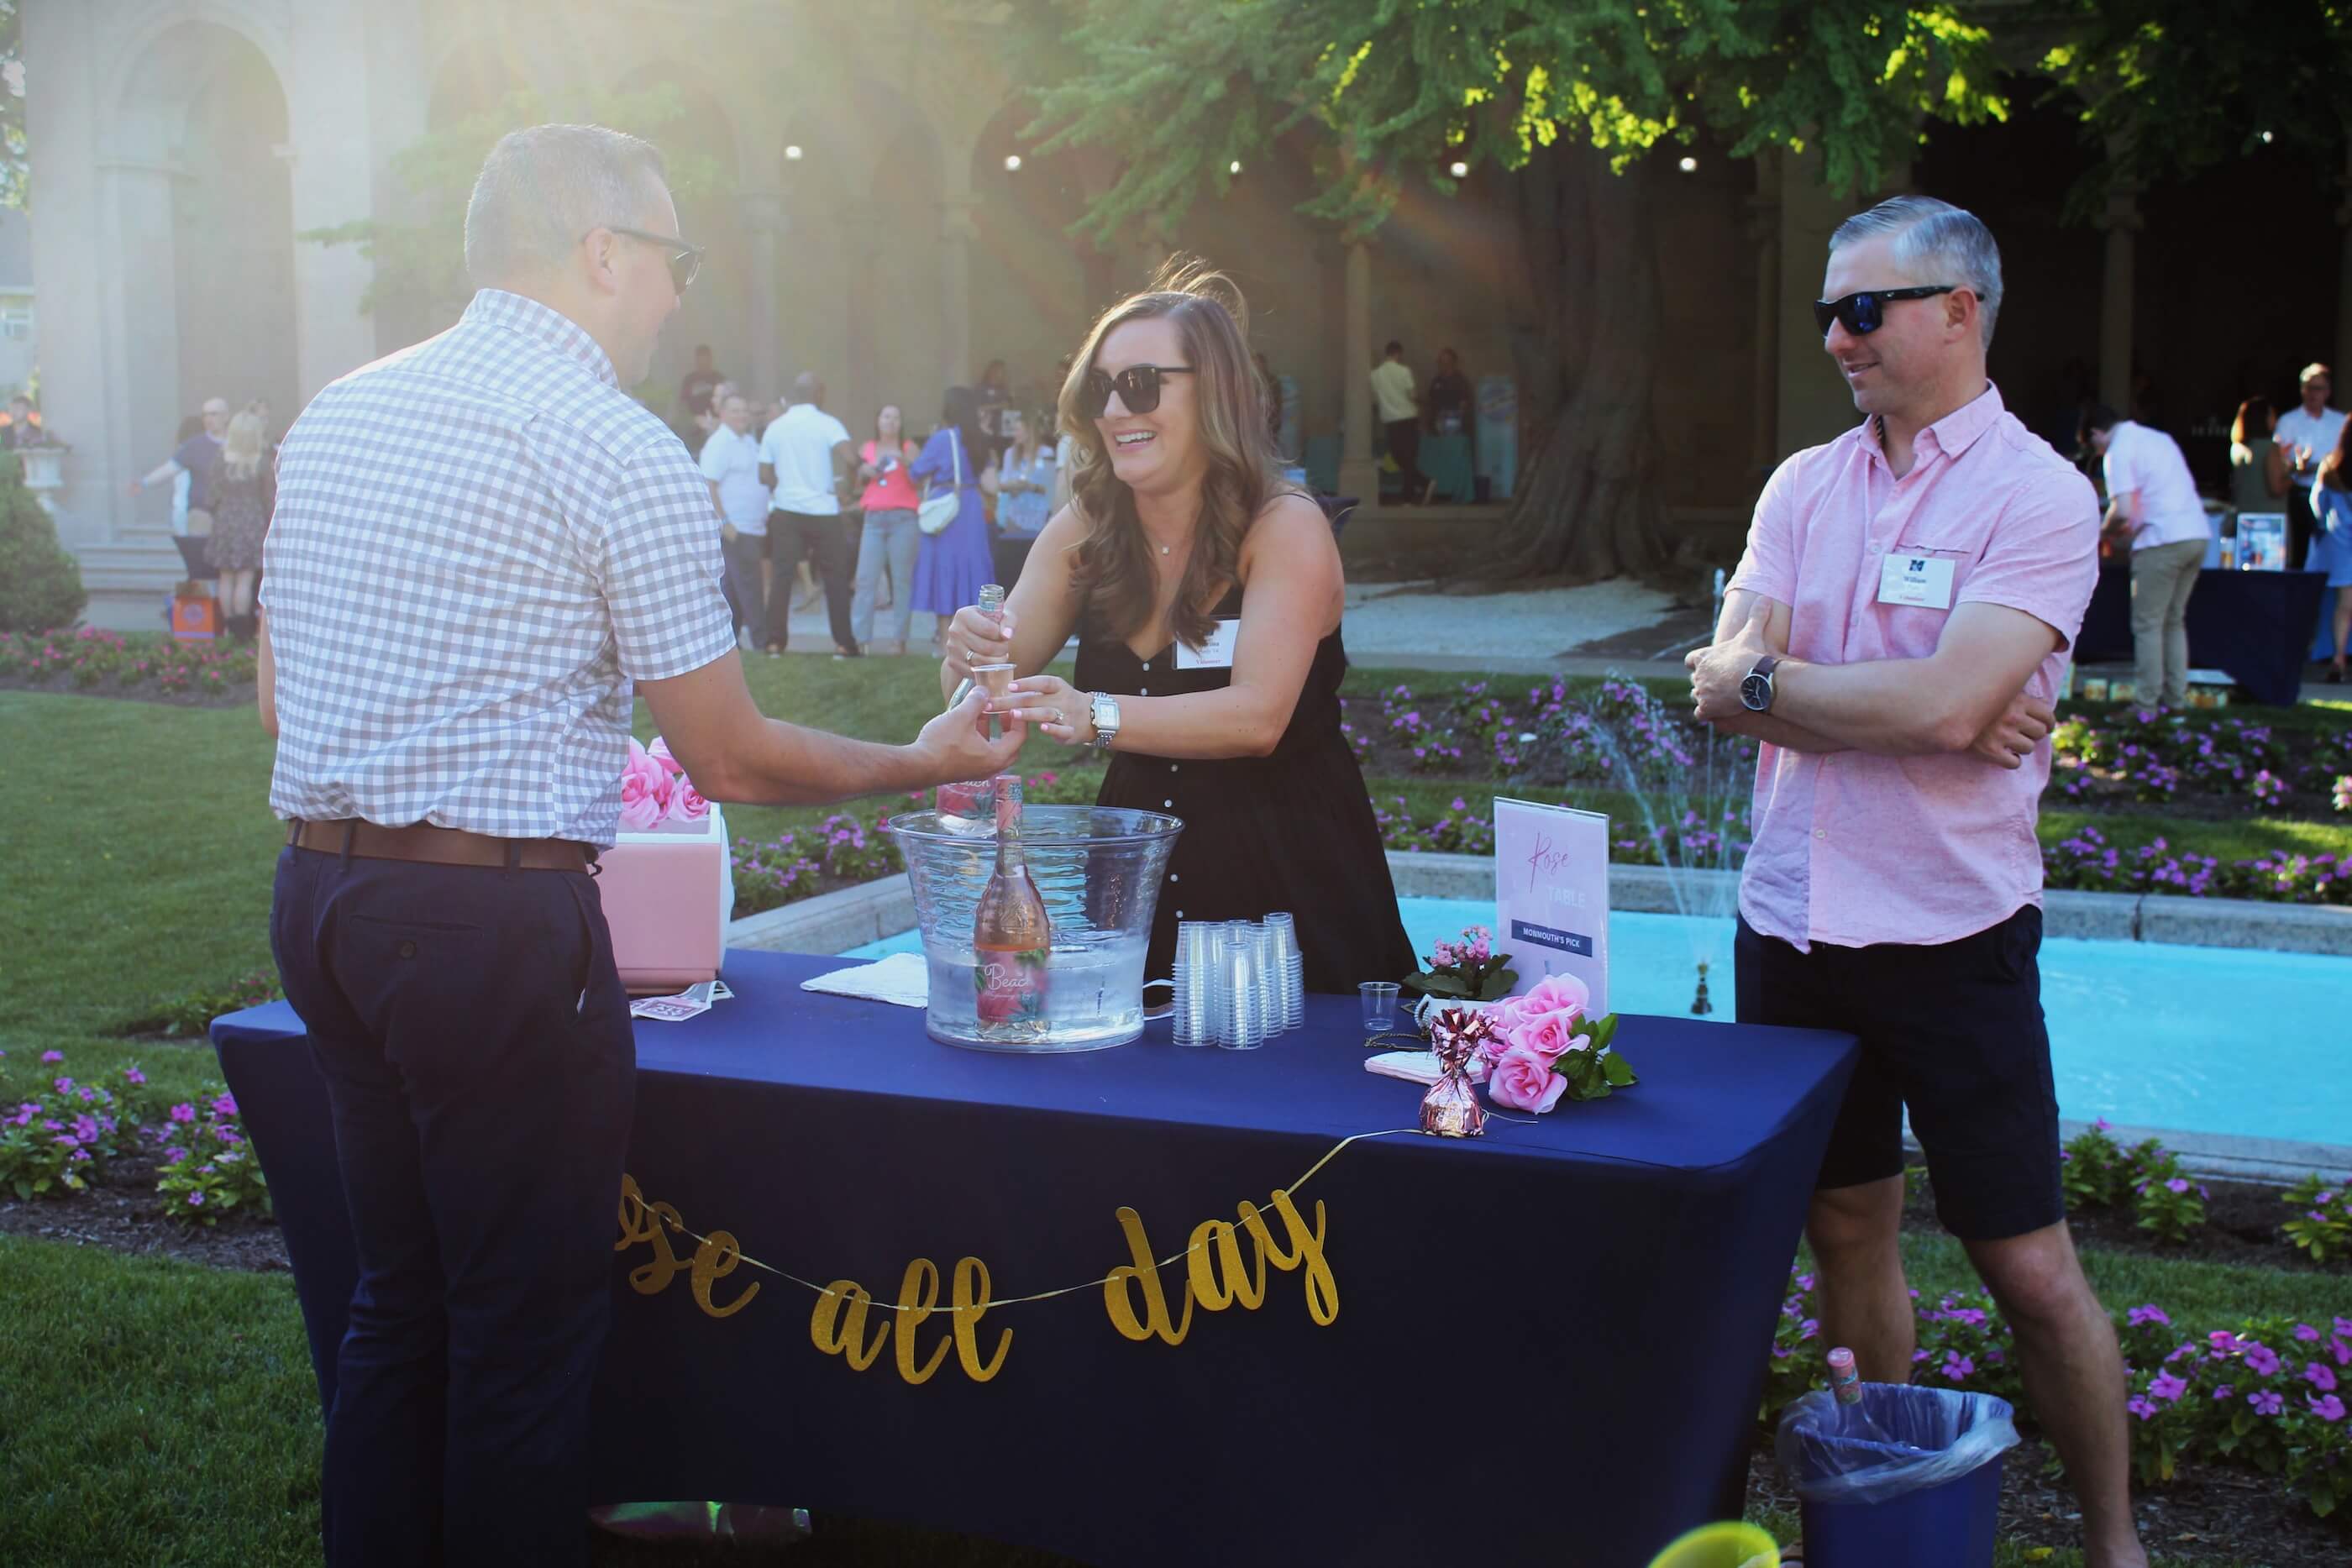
1688,196,2144,1568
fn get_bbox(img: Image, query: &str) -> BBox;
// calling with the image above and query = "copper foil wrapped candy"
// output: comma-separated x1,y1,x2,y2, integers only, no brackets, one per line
1418,1007,1492,1138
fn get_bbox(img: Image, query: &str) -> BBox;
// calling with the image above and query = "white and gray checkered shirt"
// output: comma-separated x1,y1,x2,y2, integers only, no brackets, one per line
262,289,734,847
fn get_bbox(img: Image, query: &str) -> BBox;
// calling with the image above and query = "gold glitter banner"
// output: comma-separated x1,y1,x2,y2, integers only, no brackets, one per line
612,1127,1413,1387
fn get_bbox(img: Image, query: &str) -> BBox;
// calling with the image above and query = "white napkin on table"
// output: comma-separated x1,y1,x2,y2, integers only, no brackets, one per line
799,952,929,1009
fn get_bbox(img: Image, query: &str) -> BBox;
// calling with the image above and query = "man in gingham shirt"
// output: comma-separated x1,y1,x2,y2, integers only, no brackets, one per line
256,125,1020,1567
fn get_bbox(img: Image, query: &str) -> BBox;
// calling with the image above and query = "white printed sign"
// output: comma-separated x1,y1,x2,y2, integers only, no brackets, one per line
1493,797,1609,1015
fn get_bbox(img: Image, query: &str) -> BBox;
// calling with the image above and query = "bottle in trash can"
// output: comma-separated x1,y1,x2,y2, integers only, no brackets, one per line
1826,1346,1904,1447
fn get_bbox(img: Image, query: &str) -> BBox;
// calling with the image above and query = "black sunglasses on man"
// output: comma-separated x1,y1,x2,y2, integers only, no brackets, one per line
1811,285,1956,338
592,226,706,295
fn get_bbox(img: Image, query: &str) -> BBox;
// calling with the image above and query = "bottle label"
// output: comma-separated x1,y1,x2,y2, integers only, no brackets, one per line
975,948,1048,1024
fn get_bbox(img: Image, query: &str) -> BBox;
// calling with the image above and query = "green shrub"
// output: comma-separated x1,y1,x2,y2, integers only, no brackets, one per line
0,451,87,633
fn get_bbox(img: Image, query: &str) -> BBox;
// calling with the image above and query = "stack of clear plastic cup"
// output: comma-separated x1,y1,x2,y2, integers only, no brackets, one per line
1262,911,1305,1030
1172,922,1217,1047
1251,926,1284,1035
1220,930,1268,1050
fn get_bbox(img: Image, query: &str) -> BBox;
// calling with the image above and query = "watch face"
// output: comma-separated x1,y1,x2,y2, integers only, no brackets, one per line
1740,673,1770,712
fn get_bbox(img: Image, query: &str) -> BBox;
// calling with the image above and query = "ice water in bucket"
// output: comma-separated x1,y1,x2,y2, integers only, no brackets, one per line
884,804,1183,1051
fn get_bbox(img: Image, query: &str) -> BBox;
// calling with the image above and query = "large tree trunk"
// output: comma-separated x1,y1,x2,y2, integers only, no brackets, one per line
1484,147,1671,585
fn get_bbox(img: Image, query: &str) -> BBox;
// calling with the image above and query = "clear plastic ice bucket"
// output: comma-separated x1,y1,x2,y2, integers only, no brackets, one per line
882,805,1183,1051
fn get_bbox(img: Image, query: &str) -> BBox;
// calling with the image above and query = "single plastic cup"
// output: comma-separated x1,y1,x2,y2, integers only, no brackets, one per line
1359,981,1401,1032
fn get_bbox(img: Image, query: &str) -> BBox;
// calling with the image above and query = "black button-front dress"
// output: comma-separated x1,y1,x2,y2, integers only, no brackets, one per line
1072,585,1415,994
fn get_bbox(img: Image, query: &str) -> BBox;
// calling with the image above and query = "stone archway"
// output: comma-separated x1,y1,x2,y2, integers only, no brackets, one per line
113,20,298,469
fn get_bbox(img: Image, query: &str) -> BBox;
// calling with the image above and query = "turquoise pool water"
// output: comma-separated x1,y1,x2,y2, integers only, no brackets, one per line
844,896,2352,1146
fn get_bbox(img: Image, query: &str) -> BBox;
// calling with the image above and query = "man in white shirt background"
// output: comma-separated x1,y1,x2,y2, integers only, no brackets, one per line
2085,404,2210,707
2276,362,2345,572
1370,339,1428,505
699,391,771,653
758,371,859,658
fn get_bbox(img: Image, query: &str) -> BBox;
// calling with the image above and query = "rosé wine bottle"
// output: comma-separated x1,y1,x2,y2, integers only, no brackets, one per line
972,774,1049,1030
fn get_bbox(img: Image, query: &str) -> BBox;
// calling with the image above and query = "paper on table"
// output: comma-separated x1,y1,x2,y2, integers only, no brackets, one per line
1365,1050,1488,1086
799,952,929,1009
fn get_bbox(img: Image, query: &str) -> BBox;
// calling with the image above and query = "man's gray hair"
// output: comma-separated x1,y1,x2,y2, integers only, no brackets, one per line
463,124,669,288
1829,195,2003,349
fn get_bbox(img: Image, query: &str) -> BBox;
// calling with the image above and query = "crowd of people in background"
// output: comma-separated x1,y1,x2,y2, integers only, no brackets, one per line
664,343,1142,660
2076,359,2349,689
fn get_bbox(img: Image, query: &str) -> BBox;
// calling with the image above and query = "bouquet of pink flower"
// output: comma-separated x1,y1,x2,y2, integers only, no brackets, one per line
1404,923,1517,1004
1477,972,1634,1113
618,737,709,831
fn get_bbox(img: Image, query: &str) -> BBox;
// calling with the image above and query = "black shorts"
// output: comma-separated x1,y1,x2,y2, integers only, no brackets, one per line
1734,905,2062,1242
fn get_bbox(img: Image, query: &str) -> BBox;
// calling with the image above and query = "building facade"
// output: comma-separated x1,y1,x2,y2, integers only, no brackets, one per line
24,0,2352,618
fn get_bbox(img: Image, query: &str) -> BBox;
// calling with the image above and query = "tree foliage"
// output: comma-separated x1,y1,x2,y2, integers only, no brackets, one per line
0,1,27,210
2033,0,2352,215
300,84,728,325
1024,1,2008,244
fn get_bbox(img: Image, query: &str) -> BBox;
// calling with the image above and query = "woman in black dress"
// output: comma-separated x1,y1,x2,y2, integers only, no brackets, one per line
940,263,1411,993
205,405,275,642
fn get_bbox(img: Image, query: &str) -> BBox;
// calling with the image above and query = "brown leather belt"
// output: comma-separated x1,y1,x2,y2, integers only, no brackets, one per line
287,817,591,873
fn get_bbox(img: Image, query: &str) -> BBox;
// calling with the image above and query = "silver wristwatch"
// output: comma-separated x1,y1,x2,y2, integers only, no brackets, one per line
1087,691,1121,750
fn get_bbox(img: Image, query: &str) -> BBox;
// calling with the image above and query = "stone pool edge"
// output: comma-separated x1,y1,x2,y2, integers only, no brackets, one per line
725,852,2352,961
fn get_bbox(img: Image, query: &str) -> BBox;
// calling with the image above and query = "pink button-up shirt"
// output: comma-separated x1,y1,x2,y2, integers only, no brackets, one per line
1728,384,2099,951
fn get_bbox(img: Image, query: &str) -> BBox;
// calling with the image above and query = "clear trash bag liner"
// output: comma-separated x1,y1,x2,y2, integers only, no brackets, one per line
1774,1385,2019,1507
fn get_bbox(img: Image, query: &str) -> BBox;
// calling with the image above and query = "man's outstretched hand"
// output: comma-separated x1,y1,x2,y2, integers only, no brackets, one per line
911,686,1027,787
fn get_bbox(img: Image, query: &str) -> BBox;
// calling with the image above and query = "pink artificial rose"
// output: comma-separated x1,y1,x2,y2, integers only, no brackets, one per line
1487,1045,1567,1114
1520,972,1591,1020
648,737,685,777
666,778,710,825
617,744,672,832
1491,971,1590,1039
1509,1007,1583,1062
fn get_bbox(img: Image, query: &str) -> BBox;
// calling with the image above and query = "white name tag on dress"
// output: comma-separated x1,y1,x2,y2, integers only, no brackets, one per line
1877,553,1956,609
1174,618,1240,669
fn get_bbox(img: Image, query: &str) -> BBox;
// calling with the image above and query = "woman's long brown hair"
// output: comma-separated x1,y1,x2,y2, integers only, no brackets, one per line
1056,259,1290,652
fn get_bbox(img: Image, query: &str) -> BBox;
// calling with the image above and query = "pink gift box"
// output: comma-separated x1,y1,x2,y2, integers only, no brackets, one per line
596,807,732,994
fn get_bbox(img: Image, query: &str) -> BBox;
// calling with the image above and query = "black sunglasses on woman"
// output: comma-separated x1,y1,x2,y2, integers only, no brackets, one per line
1079,364,1194,419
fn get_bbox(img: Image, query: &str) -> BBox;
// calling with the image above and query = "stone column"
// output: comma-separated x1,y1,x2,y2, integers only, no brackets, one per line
24,0,116,542
940,192,980,393
1747,152,1783,475
740,190,782,403
2097,184,2140,413
285,5,381,402
1338,239,1379,505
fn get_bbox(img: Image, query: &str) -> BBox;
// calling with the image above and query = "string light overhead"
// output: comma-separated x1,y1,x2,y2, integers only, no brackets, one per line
785,144,804,161
1005,154,1023,171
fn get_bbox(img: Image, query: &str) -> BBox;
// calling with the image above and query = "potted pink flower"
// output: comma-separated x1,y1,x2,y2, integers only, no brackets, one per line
1403,923,1516,1005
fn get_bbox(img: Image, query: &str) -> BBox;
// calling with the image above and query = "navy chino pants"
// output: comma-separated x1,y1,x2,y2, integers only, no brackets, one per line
269,841,635,1567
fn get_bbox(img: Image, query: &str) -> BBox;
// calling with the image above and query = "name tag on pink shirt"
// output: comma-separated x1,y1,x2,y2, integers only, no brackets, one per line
1877,553,1956,609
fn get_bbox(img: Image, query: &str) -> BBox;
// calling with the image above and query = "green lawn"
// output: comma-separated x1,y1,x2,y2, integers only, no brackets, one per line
3,669,2347,1567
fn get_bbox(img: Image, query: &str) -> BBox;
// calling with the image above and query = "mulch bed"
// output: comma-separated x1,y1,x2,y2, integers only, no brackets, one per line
0,671,258,710
0,1145,288,1273
1906,1170,2349,1277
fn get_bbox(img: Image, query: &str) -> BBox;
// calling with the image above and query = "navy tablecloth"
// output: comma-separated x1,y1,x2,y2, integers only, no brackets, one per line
2078,565,2327,706
213,949,1856,1568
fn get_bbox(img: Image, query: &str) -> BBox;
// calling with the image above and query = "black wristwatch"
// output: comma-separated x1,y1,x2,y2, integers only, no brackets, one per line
1739,655,1781,714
